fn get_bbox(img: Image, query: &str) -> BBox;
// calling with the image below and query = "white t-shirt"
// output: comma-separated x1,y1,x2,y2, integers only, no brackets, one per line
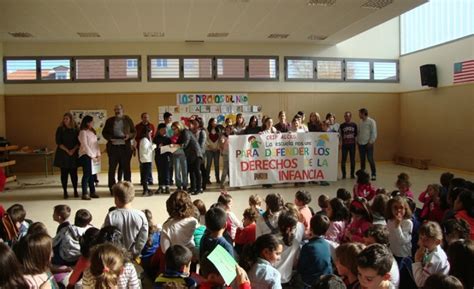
160,216,198,253
274,222,305,283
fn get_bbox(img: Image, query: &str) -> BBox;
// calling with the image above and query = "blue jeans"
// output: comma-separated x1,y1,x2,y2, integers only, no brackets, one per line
205,150,220,183
358,144,376,176
80,155,95,195
341,144,356,177
173,151,188,188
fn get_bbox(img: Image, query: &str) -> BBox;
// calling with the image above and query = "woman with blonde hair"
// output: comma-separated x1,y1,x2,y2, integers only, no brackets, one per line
308,112,323,132
54,112,79,199
170,121,188,191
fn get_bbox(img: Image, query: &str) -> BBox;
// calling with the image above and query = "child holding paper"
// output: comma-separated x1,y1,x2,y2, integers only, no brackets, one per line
139,127,156,196
200,250,251,289
154,123,172,194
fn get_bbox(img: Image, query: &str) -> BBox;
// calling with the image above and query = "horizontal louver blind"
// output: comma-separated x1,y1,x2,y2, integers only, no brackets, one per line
317,60,342,80
150,58,180,79
109,58,140,79
183,58,213,79
217,58,245,79
75,59,105,80
287,59,313,79
346,61,370,80
40,59,71,80
5,59,37,80
374,62,397,81
249,58,277,79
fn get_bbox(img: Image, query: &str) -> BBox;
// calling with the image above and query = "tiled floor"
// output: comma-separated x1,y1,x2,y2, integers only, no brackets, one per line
1,162,472,235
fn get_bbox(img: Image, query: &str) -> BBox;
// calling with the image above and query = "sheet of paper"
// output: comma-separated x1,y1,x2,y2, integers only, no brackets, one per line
160,145,178,154
91,159,101,175
206,245,237,285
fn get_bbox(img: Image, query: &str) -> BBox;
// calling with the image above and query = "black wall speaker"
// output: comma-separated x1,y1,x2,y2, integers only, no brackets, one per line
420,64,438,88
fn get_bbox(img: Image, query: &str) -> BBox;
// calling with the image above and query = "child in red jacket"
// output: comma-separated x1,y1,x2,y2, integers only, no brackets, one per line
198,254,251,289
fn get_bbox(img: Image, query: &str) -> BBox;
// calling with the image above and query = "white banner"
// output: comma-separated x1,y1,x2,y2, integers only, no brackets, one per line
229,132,339,186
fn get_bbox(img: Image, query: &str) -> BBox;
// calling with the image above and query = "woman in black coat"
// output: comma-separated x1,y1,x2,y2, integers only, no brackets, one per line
54,112,79,199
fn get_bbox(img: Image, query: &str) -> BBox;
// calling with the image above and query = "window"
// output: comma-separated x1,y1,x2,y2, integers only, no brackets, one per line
216,58,245,79
109,57,140,80
155,59,168,68
183,58,213,79
401,0,474,54
75,58,105,80
316,60,342,80
345,61,370,81
286,58,314,80
4,59,37,81
248,57,278,80
40,59,71,80
374,61,398,81
285,57,398,82
149,57,180,79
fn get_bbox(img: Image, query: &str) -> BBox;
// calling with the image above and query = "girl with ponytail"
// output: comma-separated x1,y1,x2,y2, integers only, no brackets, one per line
239,234,283,289
274,209,305,285
82,243,140,289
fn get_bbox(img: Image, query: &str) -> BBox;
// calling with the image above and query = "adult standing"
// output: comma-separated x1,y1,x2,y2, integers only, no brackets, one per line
205,118,221,185
181,119,203,195
234,113,246,135
170,121,188,191
357,108,377,181
54,112,80,199
326,113,340,133
193,117,208,191
78,116,100,200
135,112,155,186
163,112,174,185
339,112,358,179
274,111,291,133
102,104,136,193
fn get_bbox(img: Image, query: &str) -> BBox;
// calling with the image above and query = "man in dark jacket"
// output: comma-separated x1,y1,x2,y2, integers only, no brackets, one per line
102,104,136,193
180,120,203,195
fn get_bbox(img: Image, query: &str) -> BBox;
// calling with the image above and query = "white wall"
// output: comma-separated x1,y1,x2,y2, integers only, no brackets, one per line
399,35,474,91
3,18,401,95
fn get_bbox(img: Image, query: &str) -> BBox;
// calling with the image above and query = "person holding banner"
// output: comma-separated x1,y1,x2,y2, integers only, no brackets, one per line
260,117,279,134
357,108,378,181
78,115,100,200
290,115,308,133
234,113,246,135
243,115,261,135
308,112,323,132
274,111,291,133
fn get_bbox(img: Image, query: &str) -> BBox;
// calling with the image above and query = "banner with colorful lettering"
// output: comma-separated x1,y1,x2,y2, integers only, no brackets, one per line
229,132,339,186
177,93,248,105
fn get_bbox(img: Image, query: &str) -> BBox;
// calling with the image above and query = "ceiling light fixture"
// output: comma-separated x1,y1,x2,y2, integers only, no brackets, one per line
77,32,101,38
361,0,393,9
8,32,34,38
307,0,336,7
268,34,290,39
144,32,165,38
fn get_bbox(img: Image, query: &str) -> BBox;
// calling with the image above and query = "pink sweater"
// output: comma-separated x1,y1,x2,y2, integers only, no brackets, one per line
78,130,100,159
325,220,346,243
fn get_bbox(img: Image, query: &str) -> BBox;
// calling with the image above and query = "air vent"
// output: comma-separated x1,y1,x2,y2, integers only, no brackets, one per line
8,32,34,38
207,32,229,38
268,34,290,39
307,0,336,6
77,32,101,38
185,40,205,43
144,32,165,38
361,0,393,9
307,34,328,40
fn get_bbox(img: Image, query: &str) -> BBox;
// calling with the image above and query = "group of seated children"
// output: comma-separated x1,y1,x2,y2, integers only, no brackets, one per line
0,169,473,289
